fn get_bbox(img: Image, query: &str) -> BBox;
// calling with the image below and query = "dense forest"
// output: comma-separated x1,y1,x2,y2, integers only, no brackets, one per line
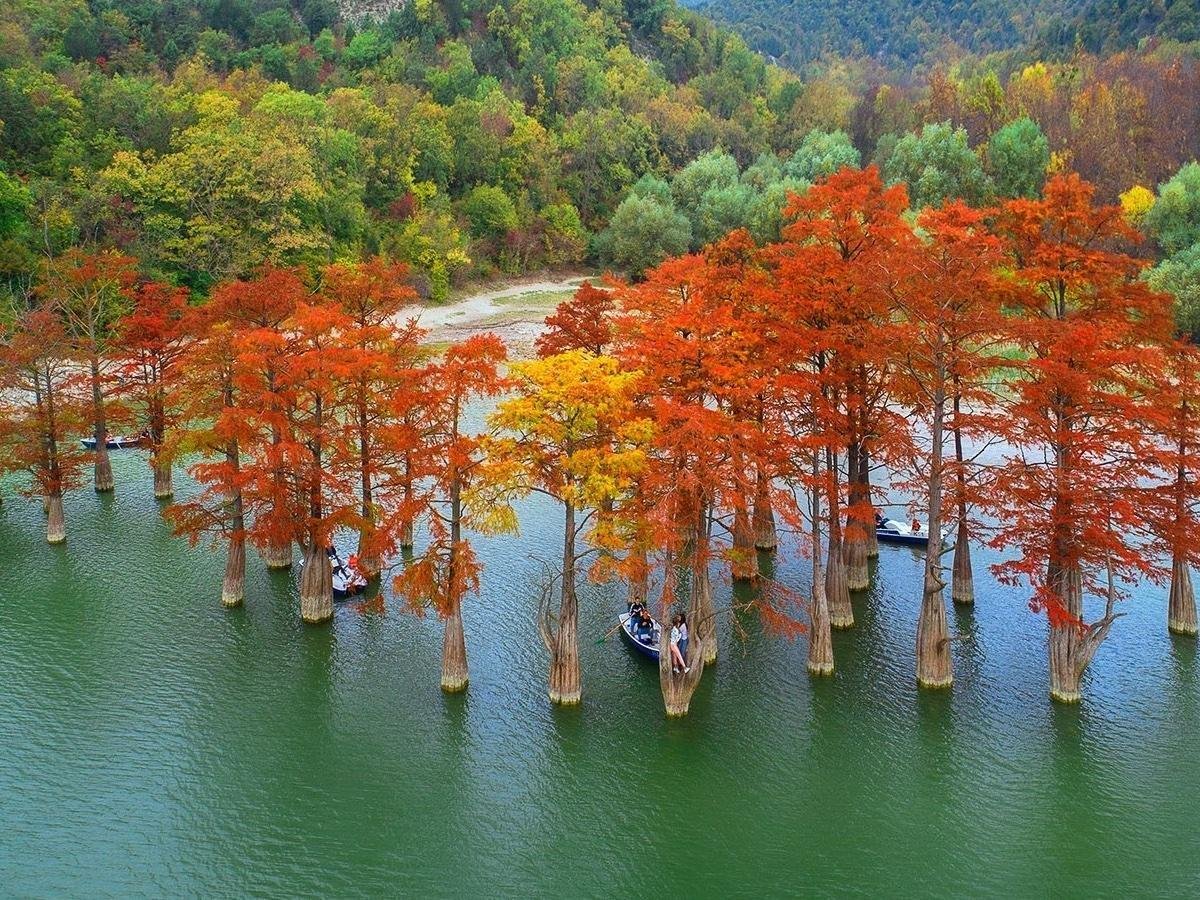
691,0,1200,68
4,0,1200,308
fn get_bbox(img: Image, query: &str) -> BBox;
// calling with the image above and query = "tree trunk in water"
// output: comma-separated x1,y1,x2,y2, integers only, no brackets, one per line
661,557,707,717
825,451,853,629
752,468,777,551
731,501,755,582
45,493,65,544
843,446,869,590
950,408,973,605
916,385,952,688
153,459,173,500
441,600,469,692
862,449,878,559
695,508,719,664
807,454,833,675
548,500,581,705
399,461,415,549
265,538,292,569
222,533,245,608
299,542,333,625
90,354,113,493
1168,554,1198,637
951,517,974,606
1046,563,1115,704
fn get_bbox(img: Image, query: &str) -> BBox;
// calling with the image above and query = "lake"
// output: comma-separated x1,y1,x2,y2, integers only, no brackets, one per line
1,449,1197,896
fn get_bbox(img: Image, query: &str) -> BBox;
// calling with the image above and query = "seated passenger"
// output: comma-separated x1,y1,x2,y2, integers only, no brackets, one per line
635,610,654,642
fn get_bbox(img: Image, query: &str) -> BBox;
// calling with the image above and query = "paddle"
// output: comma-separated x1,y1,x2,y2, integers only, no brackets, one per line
595,619,625,645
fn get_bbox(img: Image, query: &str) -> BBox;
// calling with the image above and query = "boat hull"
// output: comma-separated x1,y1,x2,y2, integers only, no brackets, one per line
876,529,930,547
619,612,660,661
80,437,143,450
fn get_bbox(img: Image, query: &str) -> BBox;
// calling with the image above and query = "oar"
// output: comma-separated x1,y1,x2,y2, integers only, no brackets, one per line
595,619,625,644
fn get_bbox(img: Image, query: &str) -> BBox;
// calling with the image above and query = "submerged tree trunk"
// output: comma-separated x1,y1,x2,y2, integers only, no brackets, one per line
442,478,469,692
862,447,878,559
661,549,707,717
1169,553,1198,637
843,444,870,590
731,500,755,582
547,499,581,705
825,449,853,629
808,452,833,676
299,541,333,624
45,491,65,544
399,457,415,549
916,385,952,689
950,395,974,605
89,354,113,493
153,458,173,500
222,531,246,608
356,390,381,577
752,467,777,551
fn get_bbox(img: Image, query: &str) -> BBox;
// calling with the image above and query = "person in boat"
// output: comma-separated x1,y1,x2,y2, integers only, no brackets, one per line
628,597,646,621
669,613,690,674
634,609,655,643
875,511,886,529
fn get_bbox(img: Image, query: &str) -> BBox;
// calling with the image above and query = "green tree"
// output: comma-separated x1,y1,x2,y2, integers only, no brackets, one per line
987,117,1049,199
461,185,519,239
884,122,993,208
600,190,691,276
1149,243,1200,339
784,129,860,181
1146,162,1200,255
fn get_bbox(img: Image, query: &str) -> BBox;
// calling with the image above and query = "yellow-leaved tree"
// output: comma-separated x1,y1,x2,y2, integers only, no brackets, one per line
471,350,653,706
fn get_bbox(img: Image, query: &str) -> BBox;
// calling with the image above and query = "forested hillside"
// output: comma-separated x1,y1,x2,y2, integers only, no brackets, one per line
691,0,1200,68
0,0,809,296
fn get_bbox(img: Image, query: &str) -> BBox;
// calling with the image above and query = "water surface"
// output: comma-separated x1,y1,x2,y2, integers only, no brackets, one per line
1,451,1197,896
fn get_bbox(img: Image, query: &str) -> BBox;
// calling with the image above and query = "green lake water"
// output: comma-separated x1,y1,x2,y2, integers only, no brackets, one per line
1,449,1198,897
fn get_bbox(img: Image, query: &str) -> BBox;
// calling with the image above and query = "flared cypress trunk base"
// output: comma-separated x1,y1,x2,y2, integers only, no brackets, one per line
826,542,853,630
299,544,333,624
951,519,974,605
264,541,292,569
843,535,869,591
1168,559,1198,636
916,583,953,688
94,449,114,493
153,462,173,500
441,606,469,692
752,475,777,552
807,588,834,676
731,505,755,582
46,495,65,544
222,537,246,608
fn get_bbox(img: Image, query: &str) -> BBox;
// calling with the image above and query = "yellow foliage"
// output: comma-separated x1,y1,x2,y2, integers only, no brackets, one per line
1119,185,1155,227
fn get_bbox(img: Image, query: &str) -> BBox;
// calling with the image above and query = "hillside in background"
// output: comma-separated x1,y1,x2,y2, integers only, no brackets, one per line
689,0,1200,69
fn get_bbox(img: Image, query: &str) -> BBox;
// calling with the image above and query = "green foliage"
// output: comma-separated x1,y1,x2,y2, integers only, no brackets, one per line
988,118,1049,200
0,171,31,241
1148,243,1200,339
1146,163,1200,256
461,185,519,239
784,129,860,182
884,122,993,209
600,191,692,276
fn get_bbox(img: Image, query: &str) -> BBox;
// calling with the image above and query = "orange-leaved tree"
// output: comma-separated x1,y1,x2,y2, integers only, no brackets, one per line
43,249,137,494
322,258,422,575
880,201,1005,688
535,281,615,357
0,303,89,542
393,334,507,692
114,281,193,499
989,173,1174,703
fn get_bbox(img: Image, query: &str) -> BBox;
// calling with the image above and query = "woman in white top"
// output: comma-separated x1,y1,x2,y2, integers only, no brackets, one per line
669,613,690,674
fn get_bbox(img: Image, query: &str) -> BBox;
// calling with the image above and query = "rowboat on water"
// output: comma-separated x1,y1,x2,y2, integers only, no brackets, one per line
80,435,144,450
619,611,661,661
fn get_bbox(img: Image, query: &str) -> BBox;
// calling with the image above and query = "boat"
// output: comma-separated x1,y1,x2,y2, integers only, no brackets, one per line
619,611,661,661
297,548,370,600
875,516,931,547
80,435,144,450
